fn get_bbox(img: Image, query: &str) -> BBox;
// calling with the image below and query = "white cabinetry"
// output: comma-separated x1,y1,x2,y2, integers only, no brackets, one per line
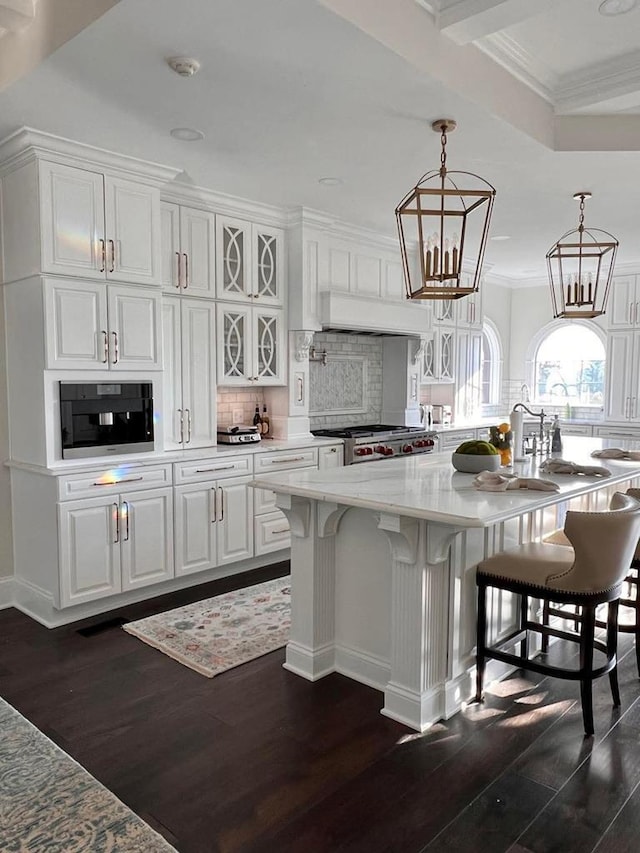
162,296,216,449
160,202,215,296
607,276,640,330
253,447,319,556
438,428,480,452
44,278,162,370
216,216,284,306
455,329,483,421
421,328,455,383
319,443,344,468
217,303,284,385
605,331,640,421
174,456,253,576
39,161,161,285
57,466,174,608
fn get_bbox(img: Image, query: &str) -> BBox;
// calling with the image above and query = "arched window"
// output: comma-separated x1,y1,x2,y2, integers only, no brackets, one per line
481,320,502,408
533,324,605,407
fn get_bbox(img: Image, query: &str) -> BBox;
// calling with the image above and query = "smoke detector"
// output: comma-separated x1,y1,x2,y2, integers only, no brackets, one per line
167,57,201,78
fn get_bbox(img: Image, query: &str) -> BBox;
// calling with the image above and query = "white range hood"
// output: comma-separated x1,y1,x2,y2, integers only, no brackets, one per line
319,291,430,336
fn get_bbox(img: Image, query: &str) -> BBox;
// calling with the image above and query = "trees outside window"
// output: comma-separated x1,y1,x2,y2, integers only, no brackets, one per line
533,325,605,407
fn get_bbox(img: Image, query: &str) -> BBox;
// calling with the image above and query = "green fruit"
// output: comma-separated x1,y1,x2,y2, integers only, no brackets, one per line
455,440,498,456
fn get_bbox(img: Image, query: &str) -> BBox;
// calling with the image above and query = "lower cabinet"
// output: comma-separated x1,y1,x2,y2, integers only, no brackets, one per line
173,455,254,576
58,486,174,608
174,476,253,576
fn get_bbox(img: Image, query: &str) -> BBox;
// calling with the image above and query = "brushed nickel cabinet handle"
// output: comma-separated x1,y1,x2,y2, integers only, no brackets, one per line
99,238,106,273
111,331,119,364
122,500,130,541
102,330,109,363
175,251,181,288
272,527,289,535
212,487,217,523
271,456,305,464
178,409,184,444
218,486,224,521
196,465,236,473
183,253,189,288
109,239,115,273
92,476,144,486
185,409,191,443
113,502,119,543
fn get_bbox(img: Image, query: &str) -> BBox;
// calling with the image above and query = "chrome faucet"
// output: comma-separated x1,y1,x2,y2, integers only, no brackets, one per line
512,402,548,456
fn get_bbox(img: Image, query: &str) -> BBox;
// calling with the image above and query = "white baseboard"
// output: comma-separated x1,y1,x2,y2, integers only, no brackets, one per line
334,642,390,691
0,575,15,611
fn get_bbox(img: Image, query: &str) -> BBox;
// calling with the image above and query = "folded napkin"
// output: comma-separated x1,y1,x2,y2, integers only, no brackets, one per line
539,458,611,478
591,448,640,461
472,471,559,492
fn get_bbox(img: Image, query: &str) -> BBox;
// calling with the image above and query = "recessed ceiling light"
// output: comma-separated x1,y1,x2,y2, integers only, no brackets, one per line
599,0,637,15
490,235,511,241
170,127,205,142
318,177,343,186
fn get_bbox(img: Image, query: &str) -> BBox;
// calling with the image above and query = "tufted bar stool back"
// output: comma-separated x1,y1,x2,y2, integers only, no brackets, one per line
475,492,640,736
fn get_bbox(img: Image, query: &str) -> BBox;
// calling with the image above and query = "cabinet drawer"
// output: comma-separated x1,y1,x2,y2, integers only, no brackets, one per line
57,464,172,501
440,430,477,450
254,447,318,473
562,425,593,436
594,426,640,439
254,510,291,555
174,455,252,484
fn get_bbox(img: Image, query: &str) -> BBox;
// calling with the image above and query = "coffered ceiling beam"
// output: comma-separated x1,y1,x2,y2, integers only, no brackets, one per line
436,0,561,45
555,50,640,115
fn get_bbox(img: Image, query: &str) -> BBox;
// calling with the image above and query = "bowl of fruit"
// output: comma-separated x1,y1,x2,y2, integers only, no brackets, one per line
451,440,502,473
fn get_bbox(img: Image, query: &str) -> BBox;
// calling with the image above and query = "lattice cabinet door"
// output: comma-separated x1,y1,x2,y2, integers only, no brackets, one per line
254,307,284,385
253,225,284,306
215,216,252,301
217,304,251,385
439,330,455,382
421,333,436,383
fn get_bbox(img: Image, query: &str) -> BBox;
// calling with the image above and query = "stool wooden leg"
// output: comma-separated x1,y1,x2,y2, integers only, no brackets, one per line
580,604,596,737
476,580,487,702
607,599,621,707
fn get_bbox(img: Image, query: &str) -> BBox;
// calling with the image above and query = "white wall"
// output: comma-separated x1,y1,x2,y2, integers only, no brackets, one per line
0,290,12,579
483,278,512,378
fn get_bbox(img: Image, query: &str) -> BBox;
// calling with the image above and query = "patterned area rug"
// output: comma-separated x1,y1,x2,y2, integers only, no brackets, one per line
0,696,174,852
123,575,291,677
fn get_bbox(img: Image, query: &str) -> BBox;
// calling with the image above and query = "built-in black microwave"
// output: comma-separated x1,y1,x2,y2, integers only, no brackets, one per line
60,382,154,459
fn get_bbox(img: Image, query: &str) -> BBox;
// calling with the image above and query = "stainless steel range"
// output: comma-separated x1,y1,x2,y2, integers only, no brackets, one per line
311,424,439,465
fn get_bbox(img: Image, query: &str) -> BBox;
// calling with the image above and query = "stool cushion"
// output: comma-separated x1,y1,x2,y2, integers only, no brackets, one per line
477,542,578,592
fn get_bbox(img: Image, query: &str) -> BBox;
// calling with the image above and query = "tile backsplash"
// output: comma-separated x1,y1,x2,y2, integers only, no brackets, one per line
217,388,265,426
309,333,382,428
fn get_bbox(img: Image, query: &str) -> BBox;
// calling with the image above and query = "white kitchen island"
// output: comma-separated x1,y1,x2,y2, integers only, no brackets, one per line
253,438,640,732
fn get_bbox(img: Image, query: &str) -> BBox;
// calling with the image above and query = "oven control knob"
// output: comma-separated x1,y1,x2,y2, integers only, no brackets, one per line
384,447,394,456
355,448,368,456
402,444,413,453
374,445,385,454
413,439,424,448
426,438,435,447
366,447,373,454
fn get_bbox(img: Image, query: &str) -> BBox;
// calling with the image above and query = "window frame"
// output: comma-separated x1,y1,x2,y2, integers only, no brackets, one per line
481,319,503,410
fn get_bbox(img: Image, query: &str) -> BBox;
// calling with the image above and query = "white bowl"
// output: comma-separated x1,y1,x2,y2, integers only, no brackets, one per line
451,451,501,474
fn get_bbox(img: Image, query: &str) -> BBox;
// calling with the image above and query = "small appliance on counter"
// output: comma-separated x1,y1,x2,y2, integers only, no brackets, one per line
217,425,261,445
432,404,452,427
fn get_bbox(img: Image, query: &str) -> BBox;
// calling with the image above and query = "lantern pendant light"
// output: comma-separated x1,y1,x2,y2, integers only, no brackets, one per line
546,192,618,319
395,119,496,301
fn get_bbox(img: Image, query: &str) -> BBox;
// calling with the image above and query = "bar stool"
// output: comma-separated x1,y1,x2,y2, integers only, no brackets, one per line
475,492,640,736
542,488,640,676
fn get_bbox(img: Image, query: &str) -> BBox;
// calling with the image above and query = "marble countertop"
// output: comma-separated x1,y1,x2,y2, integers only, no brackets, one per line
253,437,640,528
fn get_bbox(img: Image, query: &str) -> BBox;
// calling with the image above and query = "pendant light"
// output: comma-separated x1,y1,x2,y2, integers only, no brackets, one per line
546,192,618,319
395,119,496,301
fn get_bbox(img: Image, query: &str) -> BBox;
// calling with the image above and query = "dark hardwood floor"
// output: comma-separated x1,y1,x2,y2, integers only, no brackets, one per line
2,563,640,853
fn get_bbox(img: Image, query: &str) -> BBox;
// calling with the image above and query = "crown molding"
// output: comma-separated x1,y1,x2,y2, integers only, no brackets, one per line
286,206,400,252
476,32,556,103
161,181,288,227
555,49,640,114
0,126,181,185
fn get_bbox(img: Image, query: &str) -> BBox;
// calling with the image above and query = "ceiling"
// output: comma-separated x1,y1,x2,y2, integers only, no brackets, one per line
1,0,640,281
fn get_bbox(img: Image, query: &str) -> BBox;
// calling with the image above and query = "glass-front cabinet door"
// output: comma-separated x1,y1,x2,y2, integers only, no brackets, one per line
217,304,250,384
216,216,251,301
254,307,284,384
253,225,284,306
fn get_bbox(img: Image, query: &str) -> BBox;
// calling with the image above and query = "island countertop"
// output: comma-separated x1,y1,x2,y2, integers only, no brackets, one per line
253,437,640,528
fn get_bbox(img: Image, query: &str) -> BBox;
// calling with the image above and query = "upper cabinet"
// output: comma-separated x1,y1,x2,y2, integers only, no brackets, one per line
607,276,640,330
217,303,285,386
160,202,215,297
216,216,284,306
0,128,180,287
